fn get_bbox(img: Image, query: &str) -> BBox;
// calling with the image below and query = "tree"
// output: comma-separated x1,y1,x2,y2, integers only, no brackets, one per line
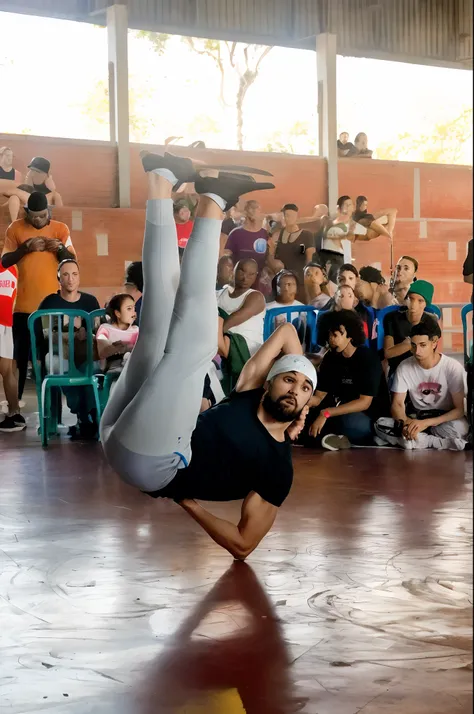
263,121,318,155
376,107,473,165
138,32,273,150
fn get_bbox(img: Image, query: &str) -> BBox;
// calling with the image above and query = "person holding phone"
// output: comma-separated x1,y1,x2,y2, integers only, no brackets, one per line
267,204,315,301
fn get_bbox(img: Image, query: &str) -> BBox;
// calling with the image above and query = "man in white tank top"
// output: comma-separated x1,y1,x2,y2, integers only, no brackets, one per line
217,258,266,357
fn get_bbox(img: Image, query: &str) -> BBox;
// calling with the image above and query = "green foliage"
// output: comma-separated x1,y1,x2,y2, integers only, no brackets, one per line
376,108,472,164
135,30,170,55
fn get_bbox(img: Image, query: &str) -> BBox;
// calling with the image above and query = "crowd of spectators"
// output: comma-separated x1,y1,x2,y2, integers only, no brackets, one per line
0,146,472,453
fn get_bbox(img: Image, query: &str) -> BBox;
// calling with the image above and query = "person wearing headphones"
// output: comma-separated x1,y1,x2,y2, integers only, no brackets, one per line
1,191,75,399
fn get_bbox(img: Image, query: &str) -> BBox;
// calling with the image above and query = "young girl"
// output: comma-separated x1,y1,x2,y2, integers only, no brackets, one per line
96,294,139,373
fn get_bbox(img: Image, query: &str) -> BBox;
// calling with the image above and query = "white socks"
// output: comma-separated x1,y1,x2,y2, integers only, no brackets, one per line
202,193,227,211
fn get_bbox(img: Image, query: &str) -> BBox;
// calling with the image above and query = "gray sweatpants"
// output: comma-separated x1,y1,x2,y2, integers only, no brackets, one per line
100,199,220,491
375,416,469,450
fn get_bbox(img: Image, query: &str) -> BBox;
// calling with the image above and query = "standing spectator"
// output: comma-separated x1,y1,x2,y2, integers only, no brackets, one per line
219,206,242,255
124,261,143,326
392,255,419,305
0,263,25,432
318,196,352,282
383,281,435,379
354,132,373,158
356,266,397,309
375,319,468,450
39,259,100,440
174,200,194,252
17,156,63,206
267,204,315,296
302,309,389,450
224,200,268,276
303,263,331,309
1,192,75,399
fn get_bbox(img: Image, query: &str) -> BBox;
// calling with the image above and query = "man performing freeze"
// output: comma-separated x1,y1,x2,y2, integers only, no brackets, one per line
1,191,75,399
101,152,316,560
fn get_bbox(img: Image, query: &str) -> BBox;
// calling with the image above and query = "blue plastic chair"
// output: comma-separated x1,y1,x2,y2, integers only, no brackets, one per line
461,303,473,365
28,309,102,447
264,306,319,350
426,304,442,319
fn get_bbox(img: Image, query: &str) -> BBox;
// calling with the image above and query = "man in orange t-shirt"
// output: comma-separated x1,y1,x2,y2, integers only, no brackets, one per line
1,191,76,399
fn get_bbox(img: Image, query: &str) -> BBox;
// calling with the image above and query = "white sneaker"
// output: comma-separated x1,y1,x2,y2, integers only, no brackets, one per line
321,434,351,451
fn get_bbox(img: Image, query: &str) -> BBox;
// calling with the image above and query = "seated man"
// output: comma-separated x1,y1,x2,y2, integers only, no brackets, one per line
39,259,100,440
337,132,357,157
218,259,266,392
316,284,370,350
303,262,331,309
0,146,29,222
301,309,389,451
100,153,316,560
354,132,373,158
375,319,469,451
392,255,419,304
356,265,397,309
384,280,435,380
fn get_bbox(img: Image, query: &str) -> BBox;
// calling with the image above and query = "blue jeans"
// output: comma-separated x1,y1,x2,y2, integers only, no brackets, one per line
328,412,374,445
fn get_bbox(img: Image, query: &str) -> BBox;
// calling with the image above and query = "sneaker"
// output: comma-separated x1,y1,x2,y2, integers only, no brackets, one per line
140,151,198,187
321,434,351,451
449,438,467,452
0,416,26,433
194,172,275,212
12,414,26,427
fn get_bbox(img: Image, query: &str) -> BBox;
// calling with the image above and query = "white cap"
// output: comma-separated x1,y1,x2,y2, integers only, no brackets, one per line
266,354,317,392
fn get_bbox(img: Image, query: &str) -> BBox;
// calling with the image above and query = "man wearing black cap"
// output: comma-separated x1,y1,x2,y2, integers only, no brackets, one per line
1,191,75,398
356,265,397,309
17,156,63,206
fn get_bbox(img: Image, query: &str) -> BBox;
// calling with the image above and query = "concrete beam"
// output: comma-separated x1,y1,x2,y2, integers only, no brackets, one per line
107,4,130,208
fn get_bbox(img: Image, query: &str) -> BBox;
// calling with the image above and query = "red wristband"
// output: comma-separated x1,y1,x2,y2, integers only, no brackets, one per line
323,410,331,419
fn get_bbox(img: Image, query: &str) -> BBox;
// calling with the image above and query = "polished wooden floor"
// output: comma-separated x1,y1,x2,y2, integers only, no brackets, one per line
1,403,472,713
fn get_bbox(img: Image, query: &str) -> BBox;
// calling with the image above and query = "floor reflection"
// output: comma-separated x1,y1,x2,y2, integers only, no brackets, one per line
130,562,307,714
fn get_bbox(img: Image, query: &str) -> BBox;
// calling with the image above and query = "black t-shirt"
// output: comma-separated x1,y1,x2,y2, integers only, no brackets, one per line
383,307,413,374
39,291,100,314
463,239,473,303
316,303,370,347
318,345,388,420
221,217,239,236
154,388,293,506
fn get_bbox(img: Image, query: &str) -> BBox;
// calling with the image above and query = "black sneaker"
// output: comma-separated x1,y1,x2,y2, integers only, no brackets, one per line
13,414,26,428
140,151,197,187
194,172,275,212
0,416,26,433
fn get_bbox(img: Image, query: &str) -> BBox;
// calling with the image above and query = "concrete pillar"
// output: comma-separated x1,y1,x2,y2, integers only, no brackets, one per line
107,4,130,208
316,33,338,214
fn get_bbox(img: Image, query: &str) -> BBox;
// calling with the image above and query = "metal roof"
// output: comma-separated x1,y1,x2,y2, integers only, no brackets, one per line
1,0,472,68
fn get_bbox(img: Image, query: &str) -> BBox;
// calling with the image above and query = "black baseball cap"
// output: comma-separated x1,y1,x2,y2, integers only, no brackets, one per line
28,156,51,174
359,266,385,285
26,192,49,212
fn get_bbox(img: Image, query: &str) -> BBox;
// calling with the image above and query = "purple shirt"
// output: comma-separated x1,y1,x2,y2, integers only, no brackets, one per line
225,227,268,272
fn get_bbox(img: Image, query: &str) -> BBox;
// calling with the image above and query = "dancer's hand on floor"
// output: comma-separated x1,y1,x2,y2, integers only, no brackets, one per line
287,405,309,441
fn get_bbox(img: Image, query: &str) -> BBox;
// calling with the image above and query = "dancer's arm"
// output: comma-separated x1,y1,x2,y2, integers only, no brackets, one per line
179,491,277,560
236,323,303,393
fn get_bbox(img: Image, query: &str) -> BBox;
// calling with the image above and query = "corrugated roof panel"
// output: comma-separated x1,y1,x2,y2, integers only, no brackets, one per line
0,0,471,67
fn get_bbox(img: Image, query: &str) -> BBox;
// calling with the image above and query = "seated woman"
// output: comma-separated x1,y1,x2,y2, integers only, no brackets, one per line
0,146,31,222
353,195,397,239
17,157,63,207
354,132,373,159
303,262,331,310
96,293,139,374
266,270,304,326
216,254,234,292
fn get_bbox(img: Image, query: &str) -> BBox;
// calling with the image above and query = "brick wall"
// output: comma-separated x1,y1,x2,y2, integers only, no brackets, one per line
1,133,471,350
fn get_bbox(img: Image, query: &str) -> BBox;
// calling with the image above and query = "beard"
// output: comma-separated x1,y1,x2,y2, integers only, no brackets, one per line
262,392,303,423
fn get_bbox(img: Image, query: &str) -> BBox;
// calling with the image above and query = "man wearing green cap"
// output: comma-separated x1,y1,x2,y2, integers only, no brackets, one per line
383,279,435,380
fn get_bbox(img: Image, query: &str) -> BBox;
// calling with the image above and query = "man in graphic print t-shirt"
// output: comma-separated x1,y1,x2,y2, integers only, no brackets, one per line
375,317,468,450
224,200,269,274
